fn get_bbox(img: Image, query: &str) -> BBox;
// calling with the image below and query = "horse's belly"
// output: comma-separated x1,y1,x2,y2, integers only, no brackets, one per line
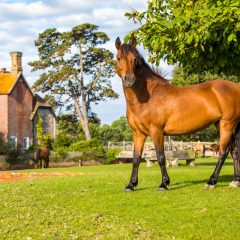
164,116,216,135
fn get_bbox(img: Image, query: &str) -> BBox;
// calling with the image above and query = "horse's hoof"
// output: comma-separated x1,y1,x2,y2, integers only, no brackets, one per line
204,184,215,190
158,187,168,191
229,181,240,188
124,188,134,192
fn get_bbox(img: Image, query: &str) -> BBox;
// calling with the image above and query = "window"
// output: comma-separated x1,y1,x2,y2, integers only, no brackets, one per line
9,136,17,149
23,137,29,150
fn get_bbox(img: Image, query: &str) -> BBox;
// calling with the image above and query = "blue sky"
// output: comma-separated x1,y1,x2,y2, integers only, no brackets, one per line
0,0,173,124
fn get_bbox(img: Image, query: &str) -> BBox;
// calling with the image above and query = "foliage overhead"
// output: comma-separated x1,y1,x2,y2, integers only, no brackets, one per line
172,65,240,86
125,0,240,76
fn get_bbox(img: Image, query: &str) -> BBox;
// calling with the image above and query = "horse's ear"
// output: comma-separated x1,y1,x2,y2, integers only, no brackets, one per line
130,37,137,48
115,37,122,49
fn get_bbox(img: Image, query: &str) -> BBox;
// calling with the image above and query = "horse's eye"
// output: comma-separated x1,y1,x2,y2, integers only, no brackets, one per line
134,58,138,66
117,56,121,61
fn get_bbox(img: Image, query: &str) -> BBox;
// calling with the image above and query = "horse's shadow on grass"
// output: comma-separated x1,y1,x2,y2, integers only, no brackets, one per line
196,161,233,167
134,175,234,191
169,174,234,190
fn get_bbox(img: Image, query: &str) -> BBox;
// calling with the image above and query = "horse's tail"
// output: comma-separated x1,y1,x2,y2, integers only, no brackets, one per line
234,122,240,160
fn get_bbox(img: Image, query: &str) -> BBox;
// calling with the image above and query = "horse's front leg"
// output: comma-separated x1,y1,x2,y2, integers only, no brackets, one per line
46,157,50,168
40,159,43,169
151,129,170,190
125,132,146,192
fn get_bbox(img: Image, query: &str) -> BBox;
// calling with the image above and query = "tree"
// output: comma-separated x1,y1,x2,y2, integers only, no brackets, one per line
172,125,219,142
96,125,123,145
125,0,240,76
94,116,133,145
29,23,118,140
111,116,133,141
172,65,240,86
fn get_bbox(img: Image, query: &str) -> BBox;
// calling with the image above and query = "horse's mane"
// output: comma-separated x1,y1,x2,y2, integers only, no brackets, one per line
120,43,169,84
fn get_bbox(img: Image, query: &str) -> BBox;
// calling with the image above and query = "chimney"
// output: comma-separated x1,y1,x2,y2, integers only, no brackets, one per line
10,51,23,75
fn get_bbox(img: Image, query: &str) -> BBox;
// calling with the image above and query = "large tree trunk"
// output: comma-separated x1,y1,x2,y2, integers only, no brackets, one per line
81,94,91,140
72,95,91,140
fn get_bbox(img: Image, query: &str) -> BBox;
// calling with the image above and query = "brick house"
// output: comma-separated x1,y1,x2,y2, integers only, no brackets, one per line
0,52,56,149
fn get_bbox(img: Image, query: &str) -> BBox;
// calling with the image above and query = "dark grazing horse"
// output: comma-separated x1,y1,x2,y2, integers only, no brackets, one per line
34,147,50,169
210,144,220,158
115,37,240,191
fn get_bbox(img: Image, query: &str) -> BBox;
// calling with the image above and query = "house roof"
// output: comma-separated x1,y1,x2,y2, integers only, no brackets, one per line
30,94,57,120
0,71,33,97
0,71,18,94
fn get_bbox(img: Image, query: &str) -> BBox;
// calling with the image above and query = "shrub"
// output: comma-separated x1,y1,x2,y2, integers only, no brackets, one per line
5,149,23,165
0,136,7,154
55,146,69,160
69,139,105,162
53,134,72,149
104,149,121,164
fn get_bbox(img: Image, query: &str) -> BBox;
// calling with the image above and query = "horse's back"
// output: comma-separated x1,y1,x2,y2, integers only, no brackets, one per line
35,147,50,158
210,80,240,118
40,147,50,157
154,80,240,135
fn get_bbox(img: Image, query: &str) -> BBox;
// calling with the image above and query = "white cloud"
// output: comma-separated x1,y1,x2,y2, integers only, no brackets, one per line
0,1,58,20
0,0,173,124
50,0,96,11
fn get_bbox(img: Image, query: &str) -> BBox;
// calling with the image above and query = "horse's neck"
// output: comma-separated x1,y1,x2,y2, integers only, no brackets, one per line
124,66,166,107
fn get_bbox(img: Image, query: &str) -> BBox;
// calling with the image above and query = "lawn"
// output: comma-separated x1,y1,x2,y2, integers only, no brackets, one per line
0,157,240,240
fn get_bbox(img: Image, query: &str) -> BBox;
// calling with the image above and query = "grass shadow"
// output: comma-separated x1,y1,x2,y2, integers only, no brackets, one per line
195,162,233,167
169,174,234,190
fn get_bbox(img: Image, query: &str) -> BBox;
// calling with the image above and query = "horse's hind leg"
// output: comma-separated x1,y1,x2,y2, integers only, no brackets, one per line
44,157,49,168
44,159,47,168
34,159,38,169
125,132,146,192
229,124,240,187
205,122,233,188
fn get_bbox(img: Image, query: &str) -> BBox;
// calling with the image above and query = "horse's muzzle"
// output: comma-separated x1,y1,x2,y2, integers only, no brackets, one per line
122,74,136,87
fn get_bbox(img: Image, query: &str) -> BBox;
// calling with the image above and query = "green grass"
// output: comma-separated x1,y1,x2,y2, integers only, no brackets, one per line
1,157,240,240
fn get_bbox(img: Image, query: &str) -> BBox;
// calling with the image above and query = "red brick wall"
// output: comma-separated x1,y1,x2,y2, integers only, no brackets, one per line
0,95,8,140
8,77,33,148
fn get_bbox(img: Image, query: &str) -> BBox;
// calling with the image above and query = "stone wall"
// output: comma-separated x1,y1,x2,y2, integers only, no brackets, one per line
32,107,56,144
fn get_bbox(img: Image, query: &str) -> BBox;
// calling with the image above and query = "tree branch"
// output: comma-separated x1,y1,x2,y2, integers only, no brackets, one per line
85,66,102,95
79,42,84,87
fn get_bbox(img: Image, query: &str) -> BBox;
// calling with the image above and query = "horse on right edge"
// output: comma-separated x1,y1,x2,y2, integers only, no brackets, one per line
115,37,240,191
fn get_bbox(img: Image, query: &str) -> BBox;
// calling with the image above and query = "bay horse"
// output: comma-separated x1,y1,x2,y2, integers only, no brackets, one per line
34,147,50,169
115,37,240,191
210,143,220,158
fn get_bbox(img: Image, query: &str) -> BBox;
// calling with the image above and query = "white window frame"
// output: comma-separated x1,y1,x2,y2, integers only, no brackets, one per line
23,137,29,150
9,136,17,149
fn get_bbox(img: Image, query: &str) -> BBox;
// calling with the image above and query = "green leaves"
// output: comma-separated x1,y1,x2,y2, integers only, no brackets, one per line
29,23,118,140
29,23,117,110
125,0,240,76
